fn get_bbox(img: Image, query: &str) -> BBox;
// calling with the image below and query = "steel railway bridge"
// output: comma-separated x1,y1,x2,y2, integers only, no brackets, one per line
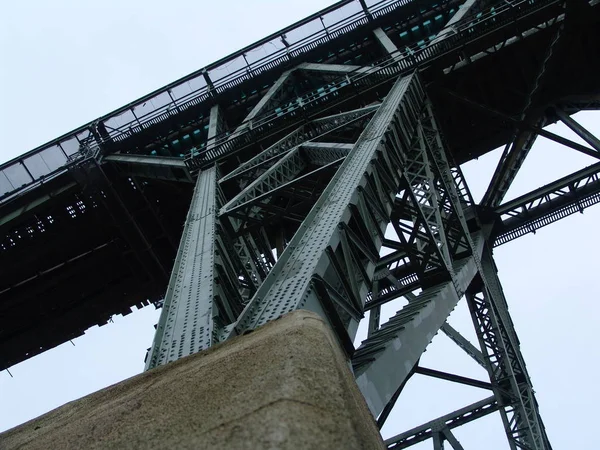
1,0,599,448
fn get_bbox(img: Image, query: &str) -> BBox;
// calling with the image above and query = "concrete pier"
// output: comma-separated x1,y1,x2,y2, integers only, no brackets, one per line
1,310,384,449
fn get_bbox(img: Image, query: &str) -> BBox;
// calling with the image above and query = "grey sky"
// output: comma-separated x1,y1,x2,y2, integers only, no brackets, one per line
1,1,598,449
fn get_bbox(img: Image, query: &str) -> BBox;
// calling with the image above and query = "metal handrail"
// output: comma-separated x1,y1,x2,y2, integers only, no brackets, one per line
0,0,563,201
184,0,559,169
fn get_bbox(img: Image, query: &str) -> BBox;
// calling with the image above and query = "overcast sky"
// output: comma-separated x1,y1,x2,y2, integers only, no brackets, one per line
1,1,598,449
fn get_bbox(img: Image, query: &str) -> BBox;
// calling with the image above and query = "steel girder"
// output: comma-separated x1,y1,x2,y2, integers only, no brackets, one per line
481,124,545,209
493,161,600,246
145,167,227,367
554,107,600,152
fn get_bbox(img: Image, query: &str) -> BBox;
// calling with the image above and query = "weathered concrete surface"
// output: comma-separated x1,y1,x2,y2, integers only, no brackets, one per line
1,310,384,449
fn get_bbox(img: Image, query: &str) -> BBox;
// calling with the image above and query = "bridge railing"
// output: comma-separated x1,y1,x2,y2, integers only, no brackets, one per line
0,0,403,200
0,0,561,201
184,0,559,170
98,0,414,145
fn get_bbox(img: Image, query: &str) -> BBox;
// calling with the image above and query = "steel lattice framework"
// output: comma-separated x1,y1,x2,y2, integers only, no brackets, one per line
1,0,600,448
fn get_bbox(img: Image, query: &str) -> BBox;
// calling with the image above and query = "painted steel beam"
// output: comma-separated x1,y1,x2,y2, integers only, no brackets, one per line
145,168,219,368
408,290,487,369
207,104,226,150
373,27,399,56
354,253,480,416
430,0,478,44
242,70,294,125
481,126,542,208
301,142,353,165
414,366,492,390
385,396,499,449
441,323,487,368
376,364,416,429
494,162,600,246
442,428,466,450
297,62,367,74
145,167,244,368
103,153,187,169
433,432,444,450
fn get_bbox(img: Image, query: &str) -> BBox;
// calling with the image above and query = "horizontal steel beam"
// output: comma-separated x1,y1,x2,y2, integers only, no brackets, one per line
103,153,186,168
494,162,600,245
385,396,499,449
414,366,492,390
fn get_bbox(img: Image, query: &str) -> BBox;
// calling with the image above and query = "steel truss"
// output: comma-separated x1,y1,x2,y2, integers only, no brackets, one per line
79,1,600,445
141,55,566,447
56,0,598,447
2,1,600,444
493,160,600,245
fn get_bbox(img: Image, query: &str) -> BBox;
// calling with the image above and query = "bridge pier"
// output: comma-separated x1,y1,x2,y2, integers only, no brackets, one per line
0,310,384,450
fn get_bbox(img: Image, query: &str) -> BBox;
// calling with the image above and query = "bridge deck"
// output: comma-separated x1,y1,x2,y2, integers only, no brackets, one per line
1,0,599,370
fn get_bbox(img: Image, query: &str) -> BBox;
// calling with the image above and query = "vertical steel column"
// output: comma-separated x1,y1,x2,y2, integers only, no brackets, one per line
145,167,221,369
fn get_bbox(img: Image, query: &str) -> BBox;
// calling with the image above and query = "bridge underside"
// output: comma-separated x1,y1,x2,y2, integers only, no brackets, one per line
1,0,599,385
1,0,600,448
